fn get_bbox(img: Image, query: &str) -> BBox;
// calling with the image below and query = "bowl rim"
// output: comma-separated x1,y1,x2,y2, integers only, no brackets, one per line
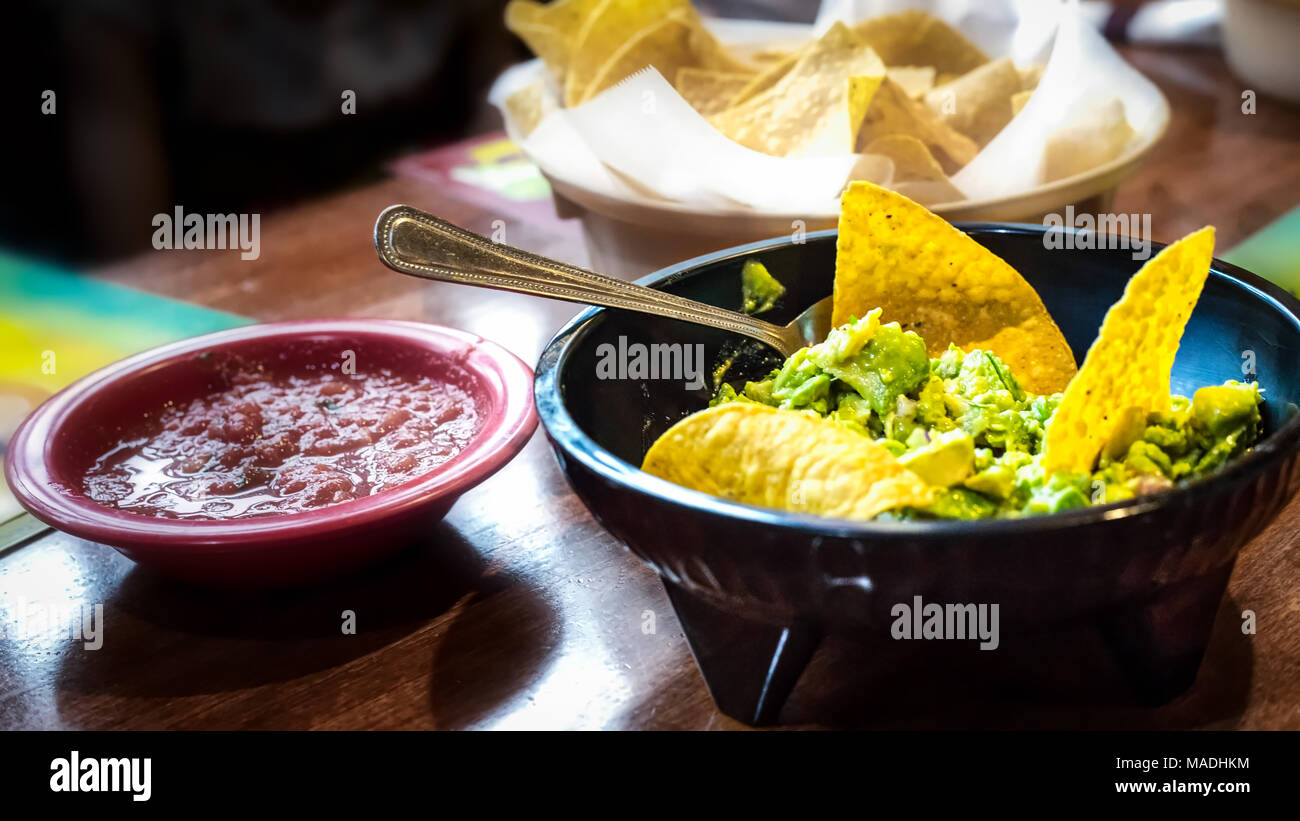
535,223,1300,537
541,109,1168,224
4,318,538,547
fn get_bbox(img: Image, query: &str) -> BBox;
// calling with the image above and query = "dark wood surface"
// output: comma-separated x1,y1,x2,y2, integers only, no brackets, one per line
3,47,1300,730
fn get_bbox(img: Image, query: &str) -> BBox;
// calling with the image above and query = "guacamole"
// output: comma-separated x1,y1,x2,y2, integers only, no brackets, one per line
711,310,1263,519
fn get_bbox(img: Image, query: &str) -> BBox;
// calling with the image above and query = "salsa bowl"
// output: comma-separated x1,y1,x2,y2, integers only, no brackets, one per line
5,319,537,588
534,226,1300,725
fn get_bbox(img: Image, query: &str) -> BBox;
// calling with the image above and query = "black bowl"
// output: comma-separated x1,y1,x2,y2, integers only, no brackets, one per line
534,224,1300,725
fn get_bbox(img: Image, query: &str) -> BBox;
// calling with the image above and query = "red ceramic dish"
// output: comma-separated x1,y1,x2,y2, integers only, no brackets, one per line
4,319,537,587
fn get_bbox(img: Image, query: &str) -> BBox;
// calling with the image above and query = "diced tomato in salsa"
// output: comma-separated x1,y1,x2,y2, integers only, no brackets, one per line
83,364,479,519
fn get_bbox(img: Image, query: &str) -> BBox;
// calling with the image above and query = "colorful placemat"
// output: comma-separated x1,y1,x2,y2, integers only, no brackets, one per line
390,131,583,234
0,253,249,548
1223,204,1300,297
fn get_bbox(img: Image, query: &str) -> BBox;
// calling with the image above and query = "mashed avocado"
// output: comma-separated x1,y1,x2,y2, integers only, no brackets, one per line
713,310,1264,520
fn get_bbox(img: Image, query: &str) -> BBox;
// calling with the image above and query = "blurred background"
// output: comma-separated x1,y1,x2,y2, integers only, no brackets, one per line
3,0,1293,268
3,0,817,266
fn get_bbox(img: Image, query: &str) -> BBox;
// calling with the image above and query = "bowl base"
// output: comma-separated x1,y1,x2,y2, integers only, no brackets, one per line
664,581,821,726
666,566,1231,727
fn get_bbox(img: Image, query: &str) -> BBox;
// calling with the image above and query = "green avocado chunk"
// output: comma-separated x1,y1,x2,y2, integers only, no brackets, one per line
740,258,786,315
899,429,975,487
963,462,1017,500
1191,383,1261,437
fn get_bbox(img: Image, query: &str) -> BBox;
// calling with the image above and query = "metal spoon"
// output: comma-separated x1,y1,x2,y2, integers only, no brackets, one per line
373,204,832,357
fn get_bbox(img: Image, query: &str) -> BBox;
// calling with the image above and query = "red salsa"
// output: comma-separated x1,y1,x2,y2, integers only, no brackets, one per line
84,364,480,519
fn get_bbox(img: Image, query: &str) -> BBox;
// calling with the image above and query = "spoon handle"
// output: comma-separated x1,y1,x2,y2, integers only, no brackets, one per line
374,204,790,352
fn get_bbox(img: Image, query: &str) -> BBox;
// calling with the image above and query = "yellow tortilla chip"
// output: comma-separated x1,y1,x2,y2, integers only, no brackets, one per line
886,65,937,98
504,79,555,137
863,132,967,202
1043,98,1136,182
833,182,1077,395
727,49,799,106
1018,64,1044,91
1010,89,1033,116
923,57,1020,146
863,134,947,182
854,10,988,76
509,0,753,98
859,134,966,202
858,78,979,172
506,0,598,32
710,23,885,157
580,12,699,103
675,67,753,117
642,403,934,520
1043,228,1216,474
847,153,895,186
564,0,689,106
505,0,603,80
507,22,571,79
748,47,794,63
681,11,759,75
891,179,966,205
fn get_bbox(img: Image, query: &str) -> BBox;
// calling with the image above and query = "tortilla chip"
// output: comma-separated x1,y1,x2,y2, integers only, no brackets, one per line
860,133,965,202
505,0,602,80
858,78,979,172
863,134,947,182
854,10,988,76
506,0,599,32
1043,228,1216,474
887,65,937,99
642,403,933,520
1018,63,1044,91
727,48,799,107
675,67,752,117
833,182,1076,395
923,57,1020,146
682,11,759,75
507,22,570,80
1010,89,1033,116
564,0,690,106
505,79,555,136
1043,98,1136,182
580,12,699,103
847,153,895,185
749,47,794,63
891,179,966,205
710,23,885,157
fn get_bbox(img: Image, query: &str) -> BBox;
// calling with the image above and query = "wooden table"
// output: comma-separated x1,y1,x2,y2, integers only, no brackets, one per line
3,47,1299,730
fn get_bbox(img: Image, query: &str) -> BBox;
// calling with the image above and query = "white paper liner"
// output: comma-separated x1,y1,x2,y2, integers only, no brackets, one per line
488,0,1165,215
